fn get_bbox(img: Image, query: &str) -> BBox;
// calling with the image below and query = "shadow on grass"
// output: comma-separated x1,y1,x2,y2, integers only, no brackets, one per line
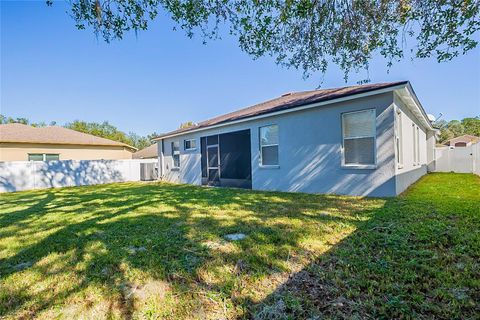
4,174,476,319
246,174,480,319
0,182,382,318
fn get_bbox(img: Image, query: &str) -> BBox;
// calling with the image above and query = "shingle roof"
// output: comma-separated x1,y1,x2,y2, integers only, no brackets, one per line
0,123,136,150
132,143,158,159
446,134,480,146
153,81,409,139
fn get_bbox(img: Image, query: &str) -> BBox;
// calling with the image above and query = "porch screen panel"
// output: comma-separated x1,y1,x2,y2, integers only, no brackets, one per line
200,137,207,177
219,130,251,180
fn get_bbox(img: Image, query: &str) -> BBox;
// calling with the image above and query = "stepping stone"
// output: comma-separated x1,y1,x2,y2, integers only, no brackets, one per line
224,233,246,241
13,261,32,271
126,246,147,254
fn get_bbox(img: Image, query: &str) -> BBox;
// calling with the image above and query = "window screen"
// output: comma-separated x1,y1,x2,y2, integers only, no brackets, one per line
28,154,44,161
259,125,279,165
342,109,376,165
219,130,251,180
171,141,180,168
184,139,196,150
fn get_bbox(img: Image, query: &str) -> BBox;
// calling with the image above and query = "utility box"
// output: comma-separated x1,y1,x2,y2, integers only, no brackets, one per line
140,162,157,181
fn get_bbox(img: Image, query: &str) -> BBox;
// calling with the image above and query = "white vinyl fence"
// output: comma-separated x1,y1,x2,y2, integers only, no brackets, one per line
0,159,158,193
433,143,480,175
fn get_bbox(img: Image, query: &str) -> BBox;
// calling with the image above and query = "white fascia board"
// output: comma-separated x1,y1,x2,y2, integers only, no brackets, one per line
396,84,435,131
152,83,409,141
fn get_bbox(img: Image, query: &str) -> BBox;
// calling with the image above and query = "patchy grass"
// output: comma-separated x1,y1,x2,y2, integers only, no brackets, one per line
255,173,480,319
0,173,478,319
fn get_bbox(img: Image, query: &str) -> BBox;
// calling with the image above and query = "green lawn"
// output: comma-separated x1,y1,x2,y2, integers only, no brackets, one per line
0,173,479,319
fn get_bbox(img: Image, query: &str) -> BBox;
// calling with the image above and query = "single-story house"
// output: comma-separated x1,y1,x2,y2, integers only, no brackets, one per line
0,123,136,161
445,134,479,147
132,143,158,159
153,81,436,197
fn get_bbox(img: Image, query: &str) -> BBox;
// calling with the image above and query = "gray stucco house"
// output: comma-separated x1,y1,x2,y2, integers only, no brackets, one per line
153,81,436,197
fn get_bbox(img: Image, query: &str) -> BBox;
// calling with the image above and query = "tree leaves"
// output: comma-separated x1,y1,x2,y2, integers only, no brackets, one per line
59,1,480,81
436,117,480,143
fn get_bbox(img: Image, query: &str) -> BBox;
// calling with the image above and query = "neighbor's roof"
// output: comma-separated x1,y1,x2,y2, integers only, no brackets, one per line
0,123,137,151
445,134,480,145
132,143,158,159
153,81,416,140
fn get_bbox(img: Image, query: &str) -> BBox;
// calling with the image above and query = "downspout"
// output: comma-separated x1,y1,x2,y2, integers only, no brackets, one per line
158,139,165,180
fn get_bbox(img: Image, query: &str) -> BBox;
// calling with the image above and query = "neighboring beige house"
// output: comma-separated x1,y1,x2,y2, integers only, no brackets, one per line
0,123,136,161
445,134,480,147
132,143,158,159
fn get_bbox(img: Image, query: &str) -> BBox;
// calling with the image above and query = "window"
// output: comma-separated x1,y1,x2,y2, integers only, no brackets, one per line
259,125,279,166
45,154,59,161
171,141,180,168
416,126,420,165
184,139,197,150
411,124,421,165
28,153,59,161
28,154,44,161
395,110,403,168
342,109,376,166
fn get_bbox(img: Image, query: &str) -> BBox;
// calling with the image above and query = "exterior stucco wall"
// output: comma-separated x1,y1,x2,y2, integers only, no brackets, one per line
161,92,398,197
0,143,133,161
393,94,429,194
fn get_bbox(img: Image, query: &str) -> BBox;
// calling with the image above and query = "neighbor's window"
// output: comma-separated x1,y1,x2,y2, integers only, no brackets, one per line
395,110,403,168
28,154,44,161
184,139,197,150
28,153,59,161
342,109,376,166
171,141,180,168
45,154,59,161
259,125,279,165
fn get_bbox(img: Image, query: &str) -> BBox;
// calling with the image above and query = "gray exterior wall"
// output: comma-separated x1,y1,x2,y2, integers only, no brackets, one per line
160,92,403,197
393,93,429,194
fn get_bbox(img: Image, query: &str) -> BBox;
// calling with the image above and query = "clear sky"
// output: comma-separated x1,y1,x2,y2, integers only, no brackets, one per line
1,1,479,136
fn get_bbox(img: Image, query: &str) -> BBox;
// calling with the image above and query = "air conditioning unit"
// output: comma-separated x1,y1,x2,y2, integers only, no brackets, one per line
140,163,158,181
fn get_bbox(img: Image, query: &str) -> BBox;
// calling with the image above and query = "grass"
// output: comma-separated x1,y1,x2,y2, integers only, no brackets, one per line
0,173,478,319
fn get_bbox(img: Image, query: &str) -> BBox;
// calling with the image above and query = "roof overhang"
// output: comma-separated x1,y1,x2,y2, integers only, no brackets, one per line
394,82,435,131
153,81,434,141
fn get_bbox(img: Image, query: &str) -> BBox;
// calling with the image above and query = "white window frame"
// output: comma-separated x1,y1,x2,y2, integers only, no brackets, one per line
171,141,180,169
412,124,417,166
341,109,377,169
184,139,197,151
395,109,403,169
259,124,279,167
416,126,420,165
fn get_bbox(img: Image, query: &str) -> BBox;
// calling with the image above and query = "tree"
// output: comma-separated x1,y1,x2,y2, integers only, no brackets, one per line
58,0,480,80
65,120,136,146
1,114,157,149
127,132,152,150
462,117,480,136
0,114,47,127
179,121,196,129
437,117,480,143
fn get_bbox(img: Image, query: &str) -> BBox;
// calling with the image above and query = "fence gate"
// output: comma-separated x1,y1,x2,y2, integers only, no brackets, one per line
434,144,477,173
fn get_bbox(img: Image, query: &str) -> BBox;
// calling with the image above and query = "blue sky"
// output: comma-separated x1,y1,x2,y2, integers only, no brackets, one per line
1,1,479,136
